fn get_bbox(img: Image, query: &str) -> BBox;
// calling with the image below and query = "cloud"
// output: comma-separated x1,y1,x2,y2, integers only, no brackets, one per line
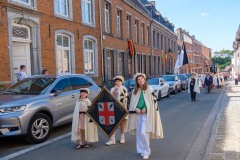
201,12,209,16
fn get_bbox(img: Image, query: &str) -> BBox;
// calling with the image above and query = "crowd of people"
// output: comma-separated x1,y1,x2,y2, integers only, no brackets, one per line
187,72,226,102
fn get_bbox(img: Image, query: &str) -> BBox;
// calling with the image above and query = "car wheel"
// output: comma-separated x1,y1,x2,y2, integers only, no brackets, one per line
166,89,170,97
158,91,162,101
26,113,52,144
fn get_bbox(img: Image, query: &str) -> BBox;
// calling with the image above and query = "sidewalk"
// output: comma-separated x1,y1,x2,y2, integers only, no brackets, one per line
206,81,240,160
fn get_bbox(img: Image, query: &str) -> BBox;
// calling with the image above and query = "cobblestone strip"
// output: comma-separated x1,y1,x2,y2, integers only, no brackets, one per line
209,82,240,160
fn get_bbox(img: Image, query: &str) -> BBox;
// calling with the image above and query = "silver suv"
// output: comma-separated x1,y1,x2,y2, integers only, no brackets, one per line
0,74,100,143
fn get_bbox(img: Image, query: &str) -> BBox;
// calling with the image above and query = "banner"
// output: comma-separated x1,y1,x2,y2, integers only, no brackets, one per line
86,87,128,138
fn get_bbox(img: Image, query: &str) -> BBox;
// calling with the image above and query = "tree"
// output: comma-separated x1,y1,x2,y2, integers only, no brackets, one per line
212,56,231,71
219,49,234,55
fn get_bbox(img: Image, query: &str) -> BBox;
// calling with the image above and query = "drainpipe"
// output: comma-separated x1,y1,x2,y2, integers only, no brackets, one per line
99,0,104,82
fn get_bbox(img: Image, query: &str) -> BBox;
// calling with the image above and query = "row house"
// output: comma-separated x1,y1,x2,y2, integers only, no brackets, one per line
0,0,102,86
176,28,212,74
0,0,177,87
233,25,240,75
141,0,177,75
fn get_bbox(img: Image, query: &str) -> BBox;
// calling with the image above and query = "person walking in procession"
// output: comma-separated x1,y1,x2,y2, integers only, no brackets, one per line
188,72,200,101
127,73,164,160
106,76,128,146
71,88,98,149
204,72,212,94
17,65,28,81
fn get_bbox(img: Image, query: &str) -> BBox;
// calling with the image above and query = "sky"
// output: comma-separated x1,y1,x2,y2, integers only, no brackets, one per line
155,0,240,52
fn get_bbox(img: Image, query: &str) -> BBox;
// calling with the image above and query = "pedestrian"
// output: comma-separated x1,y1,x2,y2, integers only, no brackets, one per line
234,73,238,85
71,88,98,149
127,73,163,160
42,69,49,75
17,65,28,81
188,72,200,101
204,73,212,94
106,76,128,145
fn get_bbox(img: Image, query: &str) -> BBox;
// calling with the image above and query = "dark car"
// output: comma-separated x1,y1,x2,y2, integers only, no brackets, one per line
178,74,188,90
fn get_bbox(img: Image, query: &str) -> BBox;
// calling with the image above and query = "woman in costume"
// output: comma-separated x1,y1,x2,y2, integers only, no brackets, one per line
106,76,128,145
188,72,200,101
71,88,98,149
127,73,163,160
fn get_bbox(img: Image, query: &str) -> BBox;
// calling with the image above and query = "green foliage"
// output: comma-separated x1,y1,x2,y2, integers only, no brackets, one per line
219,49,234,55
212,56,231,71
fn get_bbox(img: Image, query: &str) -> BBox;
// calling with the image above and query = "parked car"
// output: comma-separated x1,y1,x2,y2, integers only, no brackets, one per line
147,78,170,100
0,74,100,143
178,74,188,90
161,74,181,94
123,79,135,93
185,73,191,79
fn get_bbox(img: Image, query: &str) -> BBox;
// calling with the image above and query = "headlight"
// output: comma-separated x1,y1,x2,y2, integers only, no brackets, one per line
0,106,26,115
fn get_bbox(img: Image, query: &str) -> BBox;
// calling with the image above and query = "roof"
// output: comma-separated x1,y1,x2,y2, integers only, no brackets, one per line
126,0,151,17
224,65,233,72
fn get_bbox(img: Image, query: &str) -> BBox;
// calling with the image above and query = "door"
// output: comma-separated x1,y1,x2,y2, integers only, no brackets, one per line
12,42,31,83
51,78,76,126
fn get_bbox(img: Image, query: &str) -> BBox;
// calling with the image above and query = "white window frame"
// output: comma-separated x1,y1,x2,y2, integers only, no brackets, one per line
105,2,110,33
117,10,121,37
81,0,95,26
146,26,149,45
54,0,73,20
126,15,131,39
84,39,95,74
8,0,37,10
56,34,72,74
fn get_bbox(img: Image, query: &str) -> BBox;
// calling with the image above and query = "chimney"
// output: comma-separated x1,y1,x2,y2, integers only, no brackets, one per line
150,1,155,7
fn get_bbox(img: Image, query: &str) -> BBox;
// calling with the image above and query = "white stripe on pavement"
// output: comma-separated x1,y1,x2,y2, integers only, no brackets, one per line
1,133,71,160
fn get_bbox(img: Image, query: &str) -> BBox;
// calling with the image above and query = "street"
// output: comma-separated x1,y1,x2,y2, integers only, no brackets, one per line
0,88,223,160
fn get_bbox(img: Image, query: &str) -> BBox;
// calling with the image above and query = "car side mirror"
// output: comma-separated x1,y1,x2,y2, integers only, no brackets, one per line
50,89,62,96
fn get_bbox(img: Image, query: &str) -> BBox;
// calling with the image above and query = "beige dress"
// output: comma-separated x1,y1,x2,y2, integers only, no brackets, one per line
71,98,98,143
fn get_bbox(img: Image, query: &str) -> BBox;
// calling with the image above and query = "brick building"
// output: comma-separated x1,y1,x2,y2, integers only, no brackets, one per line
176,28,212,74
0,0,177,88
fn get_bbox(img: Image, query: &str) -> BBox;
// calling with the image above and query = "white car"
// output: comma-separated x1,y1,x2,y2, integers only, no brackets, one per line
147,78,170,100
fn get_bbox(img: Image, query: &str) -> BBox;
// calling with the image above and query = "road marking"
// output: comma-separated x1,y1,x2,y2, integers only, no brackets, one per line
1,133,71,160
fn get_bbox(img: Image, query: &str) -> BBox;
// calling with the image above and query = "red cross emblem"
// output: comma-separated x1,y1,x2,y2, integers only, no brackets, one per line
98,102,115,126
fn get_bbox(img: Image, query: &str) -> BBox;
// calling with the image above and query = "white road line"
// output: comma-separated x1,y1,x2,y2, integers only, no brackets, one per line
1,133,71,160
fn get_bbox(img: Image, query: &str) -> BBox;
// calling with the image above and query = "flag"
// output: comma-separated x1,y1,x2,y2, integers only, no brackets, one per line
128,40,135,56
174,41,189,74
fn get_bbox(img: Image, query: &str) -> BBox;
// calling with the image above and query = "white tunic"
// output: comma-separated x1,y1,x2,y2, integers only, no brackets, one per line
127,86,164,139
71,98,98,143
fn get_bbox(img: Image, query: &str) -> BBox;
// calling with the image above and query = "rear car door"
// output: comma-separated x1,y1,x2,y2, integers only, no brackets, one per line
51,78,76,126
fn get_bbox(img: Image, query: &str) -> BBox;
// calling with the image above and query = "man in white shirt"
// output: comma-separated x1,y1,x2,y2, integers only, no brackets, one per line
17,65,28,81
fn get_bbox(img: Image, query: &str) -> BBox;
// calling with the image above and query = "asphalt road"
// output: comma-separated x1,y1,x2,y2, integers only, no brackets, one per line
0,88,223,160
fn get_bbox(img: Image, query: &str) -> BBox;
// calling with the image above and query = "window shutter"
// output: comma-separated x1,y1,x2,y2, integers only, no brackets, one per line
103,48,108,81
123,52,128,78
113,50,118,76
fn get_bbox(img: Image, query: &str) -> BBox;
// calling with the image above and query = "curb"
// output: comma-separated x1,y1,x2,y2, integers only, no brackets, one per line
185,84,226,160
202,83,227,160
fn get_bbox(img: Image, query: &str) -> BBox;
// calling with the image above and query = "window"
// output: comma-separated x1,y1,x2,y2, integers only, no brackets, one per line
126,15,131,39
117,10,122,37
161,35,163,50
82,0,94,25
147,26,150,45
9,0,36,9
70,77,93,90
153,31,156,48
105,2,110,33
54,0,72,19
134,19,139,43
157,33,160,49
141,23,145,44
84,39,95,74
56,34,71,74
52,78,72,92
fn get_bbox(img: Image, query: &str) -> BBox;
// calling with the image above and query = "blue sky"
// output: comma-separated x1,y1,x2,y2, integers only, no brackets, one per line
155,0,240,52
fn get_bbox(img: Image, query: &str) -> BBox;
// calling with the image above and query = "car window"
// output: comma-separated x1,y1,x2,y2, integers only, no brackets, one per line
162,76,175,81
70,77,93,90
52,78,72,92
